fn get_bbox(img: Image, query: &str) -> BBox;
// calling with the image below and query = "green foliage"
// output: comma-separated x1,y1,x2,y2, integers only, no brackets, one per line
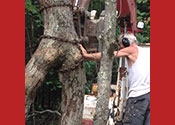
84,61,98,94
44,68,62,91
84,59,119,93
136,0,150,43
25,0,43,64
85,81,93,94
88,0,150,43
88,0,105,18
34,67,62,111
84,61,97,78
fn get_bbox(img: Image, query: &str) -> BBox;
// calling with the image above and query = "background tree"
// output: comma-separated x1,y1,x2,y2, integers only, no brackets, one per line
93,0,117,124
25,0,43,64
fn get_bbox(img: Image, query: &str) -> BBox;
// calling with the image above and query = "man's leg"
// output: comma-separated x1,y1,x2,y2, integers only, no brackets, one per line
123,93,150,125
144,110,150,125
144,99,150,125
123,98,144,125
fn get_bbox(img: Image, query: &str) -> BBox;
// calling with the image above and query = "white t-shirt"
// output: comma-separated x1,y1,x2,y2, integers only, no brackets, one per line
128,46,150,97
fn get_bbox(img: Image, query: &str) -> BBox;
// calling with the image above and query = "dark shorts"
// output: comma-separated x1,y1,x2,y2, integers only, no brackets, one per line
123,92,150,125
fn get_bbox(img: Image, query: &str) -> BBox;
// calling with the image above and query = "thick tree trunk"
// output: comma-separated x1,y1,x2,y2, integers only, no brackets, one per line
25,0,86,124
59,68,86,125
93,0,117,125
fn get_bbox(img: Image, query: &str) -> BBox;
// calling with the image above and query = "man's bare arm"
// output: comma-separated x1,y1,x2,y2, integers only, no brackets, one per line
79,44,101,61
114,46,138,66
80,44,136,61
113,46,134,58
114,50,128,58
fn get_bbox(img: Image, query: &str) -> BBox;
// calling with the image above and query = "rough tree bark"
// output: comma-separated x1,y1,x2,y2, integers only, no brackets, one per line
93,0,117,125
25,0,86,125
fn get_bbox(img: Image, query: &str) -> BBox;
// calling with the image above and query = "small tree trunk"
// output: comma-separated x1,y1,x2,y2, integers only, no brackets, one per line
25,0,86,124
93,0,117,125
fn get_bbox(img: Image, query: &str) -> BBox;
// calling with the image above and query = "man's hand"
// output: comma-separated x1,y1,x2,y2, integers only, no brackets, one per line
79,44,101,61
113,51,118,57
79,44,88,57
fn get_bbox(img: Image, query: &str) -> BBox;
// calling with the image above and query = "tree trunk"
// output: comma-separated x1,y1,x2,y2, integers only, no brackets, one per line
59,69,86,125
93,0,117,125
25,0,86,124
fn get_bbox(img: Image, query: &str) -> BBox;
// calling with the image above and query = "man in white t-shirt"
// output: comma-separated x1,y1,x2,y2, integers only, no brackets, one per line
79,32,150,125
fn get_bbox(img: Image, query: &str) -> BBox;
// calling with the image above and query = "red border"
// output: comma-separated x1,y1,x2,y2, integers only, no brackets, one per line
0,1,25,125
151,0,175,124
0,0,174,124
